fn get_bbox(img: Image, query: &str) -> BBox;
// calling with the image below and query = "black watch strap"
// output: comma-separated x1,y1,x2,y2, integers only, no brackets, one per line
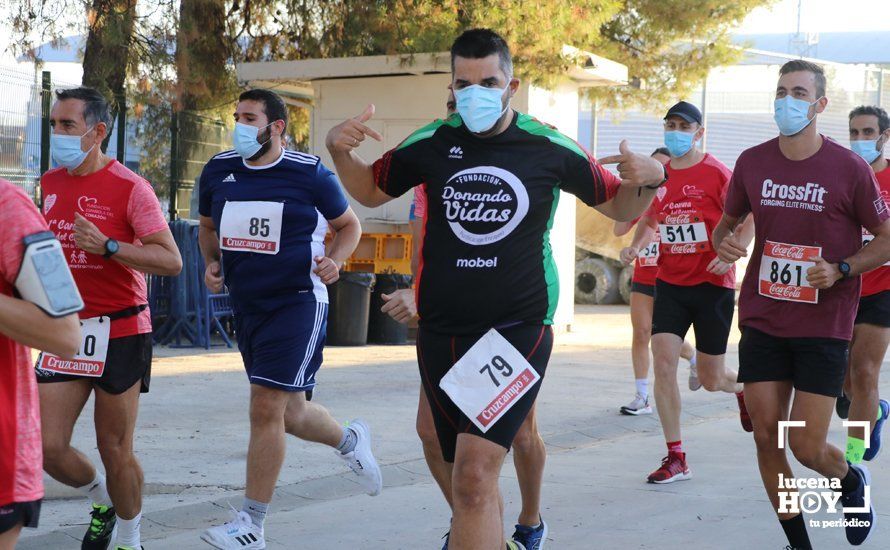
644,165,669,190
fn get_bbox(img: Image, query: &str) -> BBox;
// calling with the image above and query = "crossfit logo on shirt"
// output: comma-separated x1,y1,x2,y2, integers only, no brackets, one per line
442,166,529,246
874,197,887,216
760,179,827,212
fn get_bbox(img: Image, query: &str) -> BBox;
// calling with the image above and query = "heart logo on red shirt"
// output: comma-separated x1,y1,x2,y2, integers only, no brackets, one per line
77,196,98,212
44,193,57,214
656,186,668,201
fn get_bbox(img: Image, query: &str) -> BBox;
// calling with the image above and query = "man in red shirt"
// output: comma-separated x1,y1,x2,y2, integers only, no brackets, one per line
616,148,698,417
836,105,890,466
0,178,81,550
628,102,754,485
714,60,890,548
37,87,182,550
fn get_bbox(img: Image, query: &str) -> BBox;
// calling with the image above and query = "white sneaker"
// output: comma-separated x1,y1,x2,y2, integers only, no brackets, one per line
620,393,652,416
200,510,265,549
336,418,383,496
688,363,702,391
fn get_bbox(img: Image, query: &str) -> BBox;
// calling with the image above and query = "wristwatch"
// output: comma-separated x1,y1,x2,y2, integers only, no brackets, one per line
644,165,669,190
838,261,852,279
103,238,120,259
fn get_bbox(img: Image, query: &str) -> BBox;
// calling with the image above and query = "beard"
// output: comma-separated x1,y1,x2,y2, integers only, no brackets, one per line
248,128,273,161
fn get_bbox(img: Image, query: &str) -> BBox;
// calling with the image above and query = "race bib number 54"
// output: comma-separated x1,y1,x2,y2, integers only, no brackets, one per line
759,240,821,304
220,201,283,254
439,329,541,433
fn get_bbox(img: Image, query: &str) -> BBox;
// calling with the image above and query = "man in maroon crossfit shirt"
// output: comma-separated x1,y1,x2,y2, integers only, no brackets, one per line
713,59,890,549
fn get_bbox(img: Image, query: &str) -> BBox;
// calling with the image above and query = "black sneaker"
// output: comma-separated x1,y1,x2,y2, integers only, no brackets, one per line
836,392,851,419
82,504,116,550
841,463,875,545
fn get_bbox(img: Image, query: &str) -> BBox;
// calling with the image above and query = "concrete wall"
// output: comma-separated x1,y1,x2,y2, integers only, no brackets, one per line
310,74,585,328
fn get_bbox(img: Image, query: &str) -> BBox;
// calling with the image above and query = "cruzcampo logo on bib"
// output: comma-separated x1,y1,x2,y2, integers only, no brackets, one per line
442,166,529,246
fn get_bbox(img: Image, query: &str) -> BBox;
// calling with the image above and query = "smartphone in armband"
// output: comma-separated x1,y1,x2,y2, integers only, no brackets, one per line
14,231,84,317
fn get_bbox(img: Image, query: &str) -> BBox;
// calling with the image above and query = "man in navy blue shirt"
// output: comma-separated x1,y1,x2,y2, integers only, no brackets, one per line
197,89,381,549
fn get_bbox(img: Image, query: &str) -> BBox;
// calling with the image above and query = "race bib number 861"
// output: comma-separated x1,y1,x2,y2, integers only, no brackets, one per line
759,240,821,304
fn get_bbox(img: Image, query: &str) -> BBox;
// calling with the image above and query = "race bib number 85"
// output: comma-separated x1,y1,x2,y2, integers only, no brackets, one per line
439,329,541,433
220,201,284,255
759,240,820,304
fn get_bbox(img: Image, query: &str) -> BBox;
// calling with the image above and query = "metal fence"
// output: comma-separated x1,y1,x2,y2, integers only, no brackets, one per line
0,65,231,218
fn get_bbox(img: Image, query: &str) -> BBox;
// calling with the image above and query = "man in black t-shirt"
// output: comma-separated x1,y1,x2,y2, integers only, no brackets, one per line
326,29,666,550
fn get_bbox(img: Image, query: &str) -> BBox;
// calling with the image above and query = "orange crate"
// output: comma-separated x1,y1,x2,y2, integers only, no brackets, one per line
375,258,412,275
380,235,411,260
352,235,381,261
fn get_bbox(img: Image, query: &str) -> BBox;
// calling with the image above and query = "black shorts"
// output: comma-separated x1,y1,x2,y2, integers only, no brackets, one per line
417,324,553,463
855,290,890,328
737,326,848,397
631,282,655,298
651,280,735,355
36,333,152,394
0,500,41,533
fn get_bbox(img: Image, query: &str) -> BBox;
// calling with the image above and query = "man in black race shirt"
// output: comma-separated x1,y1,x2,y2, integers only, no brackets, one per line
326,29,666,550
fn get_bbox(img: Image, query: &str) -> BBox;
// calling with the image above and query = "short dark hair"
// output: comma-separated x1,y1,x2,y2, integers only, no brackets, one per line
849,105,890,134
238,89,288,132
55,87,111,127
652,147,671,157
779,59,826,98
450,28,513,78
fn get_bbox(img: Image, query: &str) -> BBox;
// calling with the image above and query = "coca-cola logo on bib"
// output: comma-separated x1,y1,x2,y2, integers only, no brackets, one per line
442,166,529,246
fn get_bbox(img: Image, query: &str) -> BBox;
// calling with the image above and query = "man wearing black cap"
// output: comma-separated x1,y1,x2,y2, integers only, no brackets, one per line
625,101,754,484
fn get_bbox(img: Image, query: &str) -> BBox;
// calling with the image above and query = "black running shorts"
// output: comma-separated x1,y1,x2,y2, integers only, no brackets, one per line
36,333,152,394
855,290,890,328
737,326,849,397
0,500,41,533
417,324,553,463
651,280,735,355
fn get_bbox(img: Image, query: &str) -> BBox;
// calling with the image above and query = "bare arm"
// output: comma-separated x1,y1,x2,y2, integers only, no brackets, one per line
613,220,634,237
325,105,394,208
113,229,182,276
0,294,80,358
198,215,224,293
713,213,745,263
618,216,656,264
74,212,182,276
596,186,659,222
198,215,221,268
324,208,362,267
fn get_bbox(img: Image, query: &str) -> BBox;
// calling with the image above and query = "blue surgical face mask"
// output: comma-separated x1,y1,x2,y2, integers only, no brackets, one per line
851,139,882,164
663,130,697,158
774,96,821,136
233,122,273,159
454,84,509,134
51,127,95,170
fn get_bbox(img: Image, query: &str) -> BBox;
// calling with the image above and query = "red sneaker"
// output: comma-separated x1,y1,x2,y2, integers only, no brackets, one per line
647,451,692,484
736,391,753,432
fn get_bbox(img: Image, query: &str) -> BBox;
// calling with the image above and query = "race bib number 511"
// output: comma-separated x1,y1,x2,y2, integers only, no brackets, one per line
439,329,541,433
220,201,283,254
759,240,821,304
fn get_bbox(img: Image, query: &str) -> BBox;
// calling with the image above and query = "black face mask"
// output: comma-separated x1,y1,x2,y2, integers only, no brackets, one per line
248,127,274,161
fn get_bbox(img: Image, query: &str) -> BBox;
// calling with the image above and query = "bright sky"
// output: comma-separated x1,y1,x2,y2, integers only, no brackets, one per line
736,0,890,33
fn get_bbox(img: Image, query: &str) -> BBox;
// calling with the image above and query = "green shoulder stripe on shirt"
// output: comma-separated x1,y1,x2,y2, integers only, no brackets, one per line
516,113,587,160
396,113,462,151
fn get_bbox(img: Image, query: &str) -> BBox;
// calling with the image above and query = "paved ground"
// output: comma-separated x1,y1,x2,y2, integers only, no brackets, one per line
18,305,890,549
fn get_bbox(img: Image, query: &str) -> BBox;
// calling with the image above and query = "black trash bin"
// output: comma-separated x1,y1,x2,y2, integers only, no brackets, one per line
327,272,375,346
368,273,413,344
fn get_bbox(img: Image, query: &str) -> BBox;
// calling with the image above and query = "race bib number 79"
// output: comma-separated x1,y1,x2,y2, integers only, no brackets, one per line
220,201,284,255
759,240,821,304
439,329,541,433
